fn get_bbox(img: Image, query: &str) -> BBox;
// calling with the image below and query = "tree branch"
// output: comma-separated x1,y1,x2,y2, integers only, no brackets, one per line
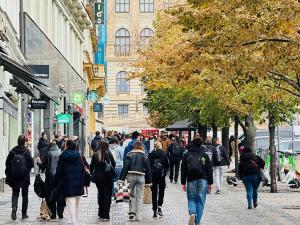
265,84,300,98
268,71,300,92
242,38,291,46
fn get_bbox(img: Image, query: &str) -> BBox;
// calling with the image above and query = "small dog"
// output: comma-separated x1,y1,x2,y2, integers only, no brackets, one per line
37,200,52,221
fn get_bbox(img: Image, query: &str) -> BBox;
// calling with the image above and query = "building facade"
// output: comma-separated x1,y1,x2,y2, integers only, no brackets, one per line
100,0,174,132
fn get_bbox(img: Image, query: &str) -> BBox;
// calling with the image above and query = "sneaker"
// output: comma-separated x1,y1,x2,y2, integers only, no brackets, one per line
129,213,136,221
157,207,164,217
215,189,221,194
22,214,29,220
153,211,157,218
188,213,195,225
11,208,17,221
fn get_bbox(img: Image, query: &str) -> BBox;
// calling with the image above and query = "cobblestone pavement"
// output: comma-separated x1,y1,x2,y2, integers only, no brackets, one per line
1,174,300,225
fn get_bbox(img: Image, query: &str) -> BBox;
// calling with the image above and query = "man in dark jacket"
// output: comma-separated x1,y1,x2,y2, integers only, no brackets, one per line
91,131,101,152
167,137,184,183
148,141,169,218
54,140,84,225
181,138,213,225
212,138,230,194
5,135,34,220
37,132,49,171
123,131,147,159
120,141,152,221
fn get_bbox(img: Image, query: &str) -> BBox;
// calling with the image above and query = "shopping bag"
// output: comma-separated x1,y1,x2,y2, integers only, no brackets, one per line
34,174,46,198
37,199,52,221
114,181,131,203
143,185,152,204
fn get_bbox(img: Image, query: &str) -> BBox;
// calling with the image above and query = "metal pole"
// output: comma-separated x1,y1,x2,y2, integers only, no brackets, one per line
292,121,295,154
63,96,67,135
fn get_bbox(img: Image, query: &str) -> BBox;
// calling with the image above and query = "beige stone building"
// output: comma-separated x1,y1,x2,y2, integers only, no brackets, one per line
101,0,174,132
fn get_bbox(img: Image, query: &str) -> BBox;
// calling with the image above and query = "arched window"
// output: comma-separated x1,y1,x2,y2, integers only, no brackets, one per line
140,28,154,47
115,0,130,13
116,71,130,94
140,0,154,13
115,28,130,56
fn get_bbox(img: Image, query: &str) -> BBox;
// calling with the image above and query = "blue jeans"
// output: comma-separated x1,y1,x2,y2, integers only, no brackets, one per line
187,179,208,225
242,174,260,208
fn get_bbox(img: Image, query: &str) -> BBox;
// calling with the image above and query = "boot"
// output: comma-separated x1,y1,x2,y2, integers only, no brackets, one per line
22,213,29,219
11,207,17,220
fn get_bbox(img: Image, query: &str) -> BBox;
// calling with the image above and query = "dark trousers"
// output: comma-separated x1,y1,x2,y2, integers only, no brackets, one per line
12,186,28,214
169,160,181,182
47,199,65,219
151,179,166,212
96,181,113,219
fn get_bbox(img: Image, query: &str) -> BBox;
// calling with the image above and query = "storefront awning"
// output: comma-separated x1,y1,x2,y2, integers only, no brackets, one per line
34,85,60,105
0,52,47,87
10,76,37,97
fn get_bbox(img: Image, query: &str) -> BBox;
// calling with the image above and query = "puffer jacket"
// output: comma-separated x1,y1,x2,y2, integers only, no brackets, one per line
5,145,34,188
54,148,84,197
120,149,152,184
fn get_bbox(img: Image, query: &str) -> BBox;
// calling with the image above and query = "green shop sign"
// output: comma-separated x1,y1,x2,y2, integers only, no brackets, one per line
87,90,99,102
57,114,71,124
71,91,85,104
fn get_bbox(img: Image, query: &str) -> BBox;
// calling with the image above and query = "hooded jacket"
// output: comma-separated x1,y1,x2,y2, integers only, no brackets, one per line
5,145,34,188
238,152,265,179
181,145,213,185
120,149,152,184
91,135,101,152
54,148,84,197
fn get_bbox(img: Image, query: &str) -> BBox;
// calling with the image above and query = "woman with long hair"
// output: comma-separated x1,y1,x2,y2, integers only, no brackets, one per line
90,141,116,220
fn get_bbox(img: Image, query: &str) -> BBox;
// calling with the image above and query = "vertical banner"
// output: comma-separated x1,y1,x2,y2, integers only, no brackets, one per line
95,0,106,65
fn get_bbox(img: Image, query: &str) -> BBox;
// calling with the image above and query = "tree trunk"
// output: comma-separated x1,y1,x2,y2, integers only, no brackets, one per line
269,119,278,193
198,124,207,141
222,127,229,152
243,114,256,153
212,124,218,139
234,117,239,177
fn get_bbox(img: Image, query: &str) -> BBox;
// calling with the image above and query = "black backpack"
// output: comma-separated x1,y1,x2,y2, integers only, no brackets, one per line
187,152,206,176
152,159,164,181
91,138,99,152
172,143,181,158
11,151,27,179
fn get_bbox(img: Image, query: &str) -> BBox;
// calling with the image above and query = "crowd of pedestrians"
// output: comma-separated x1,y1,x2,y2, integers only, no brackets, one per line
4,129,265,225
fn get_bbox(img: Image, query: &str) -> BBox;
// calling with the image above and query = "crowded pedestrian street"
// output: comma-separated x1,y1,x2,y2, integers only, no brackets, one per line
1,173,300,225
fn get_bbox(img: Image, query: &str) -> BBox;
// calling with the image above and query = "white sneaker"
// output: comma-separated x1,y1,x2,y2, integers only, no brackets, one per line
189,214,195,225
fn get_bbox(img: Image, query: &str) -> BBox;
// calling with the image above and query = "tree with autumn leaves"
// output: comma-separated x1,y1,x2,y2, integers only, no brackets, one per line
132,0,300,192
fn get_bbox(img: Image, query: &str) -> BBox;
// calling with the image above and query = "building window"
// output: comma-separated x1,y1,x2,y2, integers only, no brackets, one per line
118,104,129,115
140,0,154,13
116,0,130,13
140,28,154,47
117,71,130,94
115,28,130,56
164,0,172,8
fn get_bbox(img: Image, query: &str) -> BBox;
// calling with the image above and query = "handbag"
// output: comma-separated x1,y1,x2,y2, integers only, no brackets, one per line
34,174,46,198
251,159,268,183
143,185,152,204
114,181,131,203
105,152,116,178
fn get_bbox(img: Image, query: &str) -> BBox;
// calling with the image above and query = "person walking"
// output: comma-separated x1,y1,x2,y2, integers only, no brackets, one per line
181,138,213,225
54,140,84,225
91,131,102,153
109,137,124,178
90,141,116,220
167,137,184,184
119,141,152,221
5,135,34,220
123,131,146,158
238,147,265,209
229,135,235,161
212,138,230,194
37,132,49,170
201,137,214,161
148,142,169,218
44,140,65,219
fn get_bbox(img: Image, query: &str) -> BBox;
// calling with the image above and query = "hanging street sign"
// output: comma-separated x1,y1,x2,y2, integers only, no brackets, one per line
102,95,111,105
87,90,99,102
30,99,47,109
57,114,71,124
95,1,104,24
93,103,103,112
71,91,85,105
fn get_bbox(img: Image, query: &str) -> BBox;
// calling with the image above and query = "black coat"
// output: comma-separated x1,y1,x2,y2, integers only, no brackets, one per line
5,145,34,188
38,138,49,162
54,148,84,197
90,151,115,184
167,143,184,161
212,144,230,167
238,152,265,179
